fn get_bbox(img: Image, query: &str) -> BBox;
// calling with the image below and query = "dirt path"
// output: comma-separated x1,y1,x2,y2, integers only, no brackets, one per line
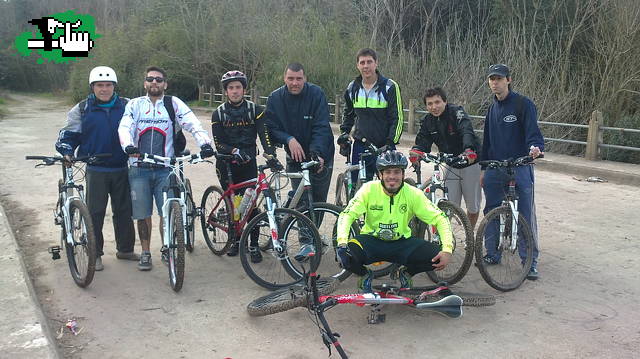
1,93,639,358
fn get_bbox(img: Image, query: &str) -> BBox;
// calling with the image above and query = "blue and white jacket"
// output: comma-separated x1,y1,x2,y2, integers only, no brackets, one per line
55,94,129,171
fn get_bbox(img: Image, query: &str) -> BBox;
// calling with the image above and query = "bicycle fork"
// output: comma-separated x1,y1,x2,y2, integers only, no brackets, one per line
499,198,519,252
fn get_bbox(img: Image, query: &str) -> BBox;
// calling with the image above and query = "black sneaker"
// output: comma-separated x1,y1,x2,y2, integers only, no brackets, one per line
249,246,263,263
526,267,539,281
226,241,239,257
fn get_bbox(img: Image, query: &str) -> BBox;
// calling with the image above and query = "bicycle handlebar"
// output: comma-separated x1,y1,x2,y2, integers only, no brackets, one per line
137,151,204,166
479,154,543,169
26,153,111,165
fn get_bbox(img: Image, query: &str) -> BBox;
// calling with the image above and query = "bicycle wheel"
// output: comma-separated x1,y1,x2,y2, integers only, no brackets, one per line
334,173,349,207
246,277,339,317
167,201,185,292
239,208,322,290
422,201,474,285
475,206,534,291
65,200,96,288
200,185,233,255
297,202,358,281
185,179,196,252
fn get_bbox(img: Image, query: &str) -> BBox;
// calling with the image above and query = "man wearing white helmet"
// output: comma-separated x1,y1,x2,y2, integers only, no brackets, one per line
56,66,138,272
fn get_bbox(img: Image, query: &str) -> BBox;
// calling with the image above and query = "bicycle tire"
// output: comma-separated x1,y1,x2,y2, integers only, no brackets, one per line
426,201,474,284
475,206,534,291
239,208,322,290
185,178,195,252
246,277,340,317
297,202,358,282
168,201,185,292
65,199,96,288
200,185,233,255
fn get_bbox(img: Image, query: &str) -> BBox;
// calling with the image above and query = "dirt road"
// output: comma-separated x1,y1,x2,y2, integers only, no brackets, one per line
1,93,639,358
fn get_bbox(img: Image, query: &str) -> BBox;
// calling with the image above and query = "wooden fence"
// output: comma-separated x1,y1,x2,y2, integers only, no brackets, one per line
198,86,640,161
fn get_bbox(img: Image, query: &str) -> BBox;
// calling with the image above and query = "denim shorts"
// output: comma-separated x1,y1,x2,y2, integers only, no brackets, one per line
128,166,171,219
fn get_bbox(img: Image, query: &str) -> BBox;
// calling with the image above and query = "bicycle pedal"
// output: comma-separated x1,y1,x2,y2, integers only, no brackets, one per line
48,246,62,260
367,310,386,324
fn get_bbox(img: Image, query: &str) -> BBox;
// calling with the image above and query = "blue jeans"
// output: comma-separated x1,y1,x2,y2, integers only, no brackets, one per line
482,165,539,267
128,166,171,220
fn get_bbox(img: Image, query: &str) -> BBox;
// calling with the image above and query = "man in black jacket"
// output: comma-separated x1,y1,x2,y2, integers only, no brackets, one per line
211,70,279,261
265,63,335,256
338,48,403,182
409,87,482,227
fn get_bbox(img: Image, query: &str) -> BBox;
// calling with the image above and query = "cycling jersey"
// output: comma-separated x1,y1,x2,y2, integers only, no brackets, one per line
413,103,480,156
118,95,210,166
340,72,403,147
211,100,275,156
336,181,453,253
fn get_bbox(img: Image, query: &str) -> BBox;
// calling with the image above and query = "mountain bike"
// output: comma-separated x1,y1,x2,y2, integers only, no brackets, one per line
334,138,386,208
247,266,494,358
406,152,475,285
200,153,322,290
26,154,109,287
475,155,541,291
136,151,207,292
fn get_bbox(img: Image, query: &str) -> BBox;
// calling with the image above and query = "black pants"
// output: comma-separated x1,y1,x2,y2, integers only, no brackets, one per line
85,168,136,256
343,234,441,276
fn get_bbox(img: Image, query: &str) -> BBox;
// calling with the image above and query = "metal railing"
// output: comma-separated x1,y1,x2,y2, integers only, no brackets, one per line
198,86,639,161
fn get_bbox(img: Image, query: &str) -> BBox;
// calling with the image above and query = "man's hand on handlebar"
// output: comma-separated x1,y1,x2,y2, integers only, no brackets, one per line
199,143,215,159
529,145,543,159
125,145,140,158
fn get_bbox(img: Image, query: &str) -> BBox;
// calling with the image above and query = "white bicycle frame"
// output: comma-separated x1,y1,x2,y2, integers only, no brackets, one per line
140,153,204,253
58,166,86,246
270,160,319,209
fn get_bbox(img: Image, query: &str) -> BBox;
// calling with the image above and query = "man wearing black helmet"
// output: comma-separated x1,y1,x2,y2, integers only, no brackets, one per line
211,70,280,261
336,150,453,293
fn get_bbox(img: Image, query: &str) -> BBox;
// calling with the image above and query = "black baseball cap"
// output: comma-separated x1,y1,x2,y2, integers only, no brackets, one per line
487,64,510,78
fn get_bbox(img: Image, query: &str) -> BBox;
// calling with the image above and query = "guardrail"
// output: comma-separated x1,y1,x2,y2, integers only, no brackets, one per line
198,86,639,161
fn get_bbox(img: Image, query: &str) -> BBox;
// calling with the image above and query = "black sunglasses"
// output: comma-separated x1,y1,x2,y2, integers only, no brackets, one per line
145,76,165,83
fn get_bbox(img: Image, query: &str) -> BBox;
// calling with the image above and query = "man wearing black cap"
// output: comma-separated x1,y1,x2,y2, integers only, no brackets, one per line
479,64,544,280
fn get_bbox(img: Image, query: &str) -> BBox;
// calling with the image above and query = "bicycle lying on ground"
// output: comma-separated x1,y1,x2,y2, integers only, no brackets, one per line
26,153,110,288
136,151,207,292
475,155,541,291
406,152,475,285
200,153,323,290
247,264,495,358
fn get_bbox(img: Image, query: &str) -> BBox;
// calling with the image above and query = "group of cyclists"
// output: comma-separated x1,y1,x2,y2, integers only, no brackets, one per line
56,47,544,290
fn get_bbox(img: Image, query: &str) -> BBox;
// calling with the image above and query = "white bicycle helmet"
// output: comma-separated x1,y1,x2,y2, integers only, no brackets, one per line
221,70,247,90
89,66,117,85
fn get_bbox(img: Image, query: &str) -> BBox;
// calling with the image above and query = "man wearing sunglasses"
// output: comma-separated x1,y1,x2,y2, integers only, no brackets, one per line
118,66,214,271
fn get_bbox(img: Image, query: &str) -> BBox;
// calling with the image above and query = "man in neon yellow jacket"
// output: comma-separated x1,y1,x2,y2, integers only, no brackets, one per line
336,150,453,292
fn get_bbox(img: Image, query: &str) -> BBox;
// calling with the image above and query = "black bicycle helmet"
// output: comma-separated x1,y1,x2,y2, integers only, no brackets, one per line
221,70,248,90
376,150,408,171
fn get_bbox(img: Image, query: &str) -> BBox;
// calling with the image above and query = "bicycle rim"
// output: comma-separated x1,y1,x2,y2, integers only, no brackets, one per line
300,203,357,281
65,200,96,288
246,277,339,317
240,208,322,290
168,202,185,292
475,207,534,291
200,185,232,255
